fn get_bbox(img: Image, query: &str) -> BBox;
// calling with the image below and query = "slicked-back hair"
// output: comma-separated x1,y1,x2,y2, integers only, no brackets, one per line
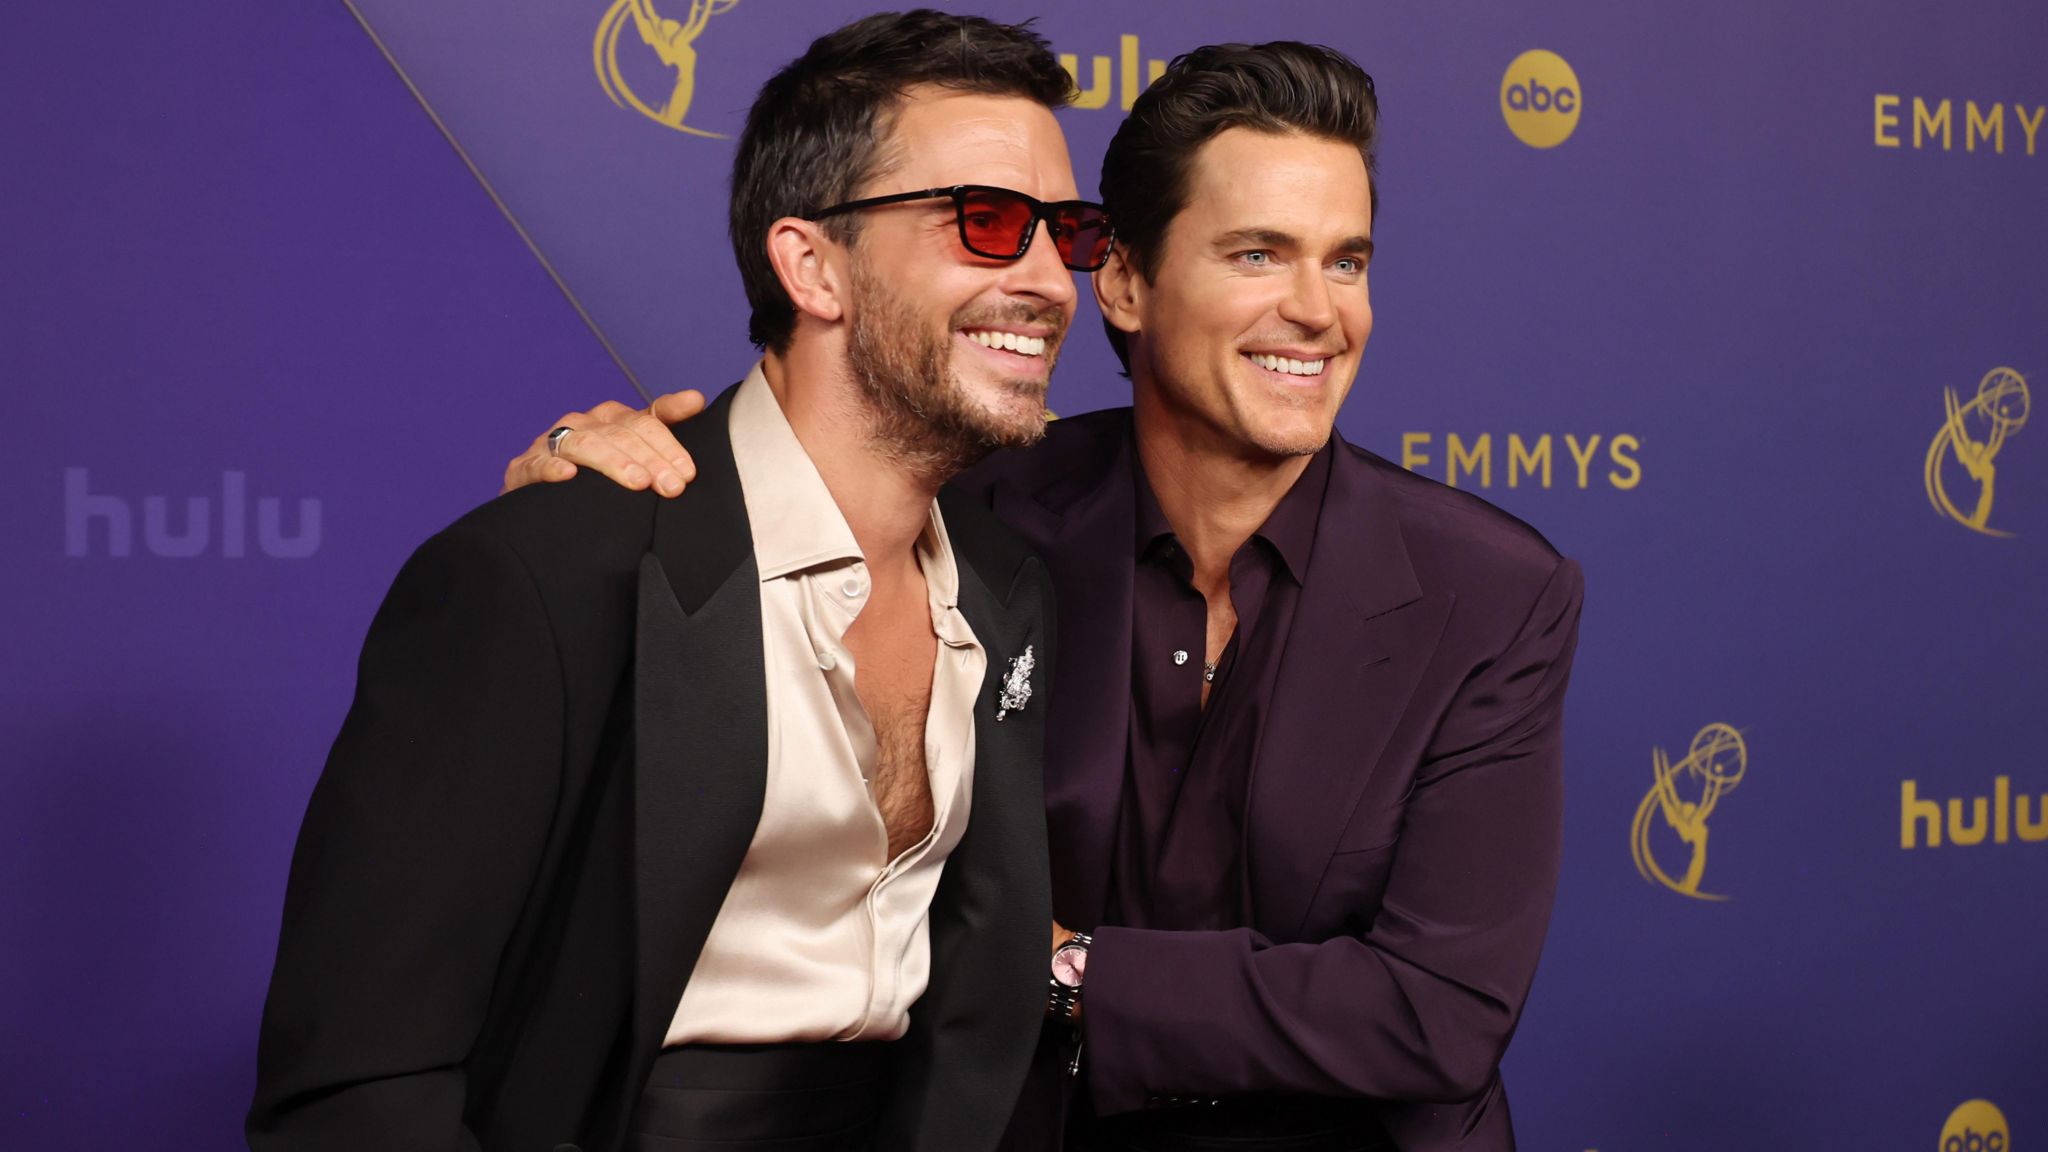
1098,42,1379,372
730,9,1075,351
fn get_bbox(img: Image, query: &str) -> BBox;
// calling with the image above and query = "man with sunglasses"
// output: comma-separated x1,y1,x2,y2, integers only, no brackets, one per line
250,13,1093,1152
508,32,1581,1152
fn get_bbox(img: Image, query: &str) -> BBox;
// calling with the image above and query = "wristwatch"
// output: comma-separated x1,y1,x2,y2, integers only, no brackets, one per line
1048,931,1092,1022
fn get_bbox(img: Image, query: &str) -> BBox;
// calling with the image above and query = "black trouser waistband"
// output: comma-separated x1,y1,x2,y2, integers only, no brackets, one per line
629,1041,896,1151
1085,1095,1394,1152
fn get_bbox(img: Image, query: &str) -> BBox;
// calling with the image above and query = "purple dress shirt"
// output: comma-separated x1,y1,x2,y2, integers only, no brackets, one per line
1112,443,1333,934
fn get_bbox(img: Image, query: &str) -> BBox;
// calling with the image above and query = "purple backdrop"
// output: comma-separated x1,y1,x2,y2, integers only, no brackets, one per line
4,1,2043,1148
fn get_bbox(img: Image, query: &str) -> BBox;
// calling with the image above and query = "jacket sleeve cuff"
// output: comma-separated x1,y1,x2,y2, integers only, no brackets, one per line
1080,925,1253,1116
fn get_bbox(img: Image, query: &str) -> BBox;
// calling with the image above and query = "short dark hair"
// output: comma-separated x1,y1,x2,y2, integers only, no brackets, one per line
730,10,1075,350
1098,42,1380,372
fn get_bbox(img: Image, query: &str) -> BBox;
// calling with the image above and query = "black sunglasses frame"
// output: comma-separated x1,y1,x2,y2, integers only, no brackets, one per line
811,184,1115,272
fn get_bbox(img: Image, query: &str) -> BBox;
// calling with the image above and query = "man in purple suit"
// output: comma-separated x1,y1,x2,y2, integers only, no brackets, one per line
508,41,1582,1152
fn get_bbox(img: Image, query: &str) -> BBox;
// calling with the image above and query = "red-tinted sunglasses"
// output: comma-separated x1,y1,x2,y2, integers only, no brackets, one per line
812,184,1115,272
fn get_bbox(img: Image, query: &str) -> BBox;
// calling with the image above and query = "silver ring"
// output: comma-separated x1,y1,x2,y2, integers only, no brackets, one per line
547,426,573,458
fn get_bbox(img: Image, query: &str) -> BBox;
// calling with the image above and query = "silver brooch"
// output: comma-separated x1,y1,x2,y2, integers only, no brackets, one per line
996,645,1035,722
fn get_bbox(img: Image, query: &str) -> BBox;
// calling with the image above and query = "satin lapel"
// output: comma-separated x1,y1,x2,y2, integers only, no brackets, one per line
938,485,1040,808
952,553,1036,759
1244,442,1450,938
992,438,1136,927
627,392,767,1071
630,555,763,1051
953,544,1041,922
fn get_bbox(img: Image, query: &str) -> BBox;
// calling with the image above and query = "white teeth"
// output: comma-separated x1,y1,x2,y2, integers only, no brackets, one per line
1248,353,1326,376
964,330,1046,357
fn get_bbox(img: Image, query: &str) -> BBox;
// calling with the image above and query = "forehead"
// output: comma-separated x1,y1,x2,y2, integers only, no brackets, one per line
869,87,1080,201
1178,127,1373,240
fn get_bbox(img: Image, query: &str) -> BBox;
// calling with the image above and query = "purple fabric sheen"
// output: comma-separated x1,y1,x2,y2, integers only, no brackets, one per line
963,408,1582,1149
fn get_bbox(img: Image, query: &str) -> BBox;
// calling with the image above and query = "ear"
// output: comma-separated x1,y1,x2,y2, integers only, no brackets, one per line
765,217,847,326
1093,245,1144,340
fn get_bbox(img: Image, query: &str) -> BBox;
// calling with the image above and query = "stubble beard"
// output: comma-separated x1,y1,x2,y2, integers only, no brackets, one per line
846,258,1060,486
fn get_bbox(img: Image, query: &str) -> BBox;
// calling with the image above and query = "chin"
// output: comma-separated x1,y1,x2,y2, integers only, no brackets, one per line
976,393,1051,447
1243,416,1335,459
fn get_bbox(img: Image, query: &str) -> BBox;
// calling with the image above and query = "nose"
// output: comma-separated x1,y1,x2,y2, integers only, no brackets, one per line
998,218,1079,310
1277,262,1337,333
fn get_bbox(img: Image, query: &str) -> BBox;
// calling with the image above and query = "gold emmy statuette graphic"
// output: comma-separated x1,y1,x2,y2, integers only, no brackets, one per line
1631,723,1748,901
595,0,740,137
1926,366,2030,537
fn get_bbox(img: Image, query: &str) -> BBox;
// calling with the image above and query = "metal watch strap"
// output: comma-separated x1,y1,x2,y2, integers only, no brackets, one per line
1047,978,1082,1022
1047,931,1093,1023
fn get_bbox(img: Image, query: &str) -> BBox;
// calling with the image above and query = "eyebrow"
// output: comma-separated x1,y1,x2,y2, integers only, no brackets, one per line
1214,228,1375,260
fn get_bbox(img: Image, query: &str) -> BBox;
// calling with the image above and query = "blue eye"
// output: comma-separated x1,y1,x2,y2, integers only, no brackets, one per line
1240,251,1270,266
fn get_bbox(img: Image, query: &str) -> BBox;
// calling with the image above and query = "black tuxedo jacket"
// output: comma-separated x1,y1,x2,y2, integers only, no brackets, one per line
249,389,1057,1152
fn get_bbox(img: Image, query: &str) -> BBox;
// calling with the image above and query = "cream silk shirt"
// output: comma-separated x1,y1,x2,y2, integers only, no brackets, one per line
664,365,989,1045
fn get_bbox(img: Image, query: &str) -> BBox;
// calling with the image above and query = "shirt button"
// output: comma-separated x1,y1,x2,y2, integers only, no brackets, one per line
842,577,865,598
817,649,837,671
1173,650,1189,666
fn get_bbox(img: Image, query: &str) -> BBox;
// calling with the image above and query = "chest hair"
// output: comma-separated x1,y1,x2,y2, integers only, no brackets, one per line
868,692,935,860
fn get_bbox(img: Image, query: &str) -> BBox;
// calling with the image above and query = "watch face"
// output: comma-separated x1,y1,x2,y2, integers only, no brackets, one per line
1052,945,1087,987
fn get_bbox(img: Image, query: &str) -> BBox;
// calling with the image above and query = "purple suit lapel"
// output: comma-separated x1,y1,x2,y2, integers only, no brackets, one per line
992,432,1136,927
1243,435,1450,939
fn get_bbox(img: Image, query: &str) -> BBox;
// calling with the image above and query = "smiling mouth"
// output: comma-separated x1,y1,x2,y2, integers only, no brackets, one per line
962,328,1049,357
1245,352,1327,377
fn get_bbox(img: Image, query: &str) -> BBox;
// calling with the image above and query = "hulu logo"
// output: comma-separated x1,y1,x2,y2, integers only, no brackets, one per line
1058,34,1167,111
1900,778,2048,848
64,468,322,559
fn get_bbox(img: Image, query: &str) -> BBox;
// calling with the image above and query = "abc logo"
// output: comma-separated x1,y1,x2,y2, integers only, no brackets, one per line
1940,1100,2010,1152
1500,49,1582,149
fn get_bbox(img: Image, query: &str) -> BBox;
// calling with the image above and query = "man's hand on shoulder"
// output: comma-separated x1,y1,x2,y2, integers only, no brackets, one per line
502,390,706,497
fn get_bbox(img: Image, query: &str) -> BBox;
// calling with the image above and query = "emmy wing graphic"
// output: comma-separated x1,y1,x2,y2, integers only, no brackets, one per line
1631,723,1749,901
596,0,741,136
1926,367,2030,538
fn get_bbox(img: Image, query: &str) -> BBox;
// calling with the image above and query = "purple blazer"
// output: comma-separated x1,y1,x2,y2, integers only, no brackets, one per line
959,408,1584,1150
